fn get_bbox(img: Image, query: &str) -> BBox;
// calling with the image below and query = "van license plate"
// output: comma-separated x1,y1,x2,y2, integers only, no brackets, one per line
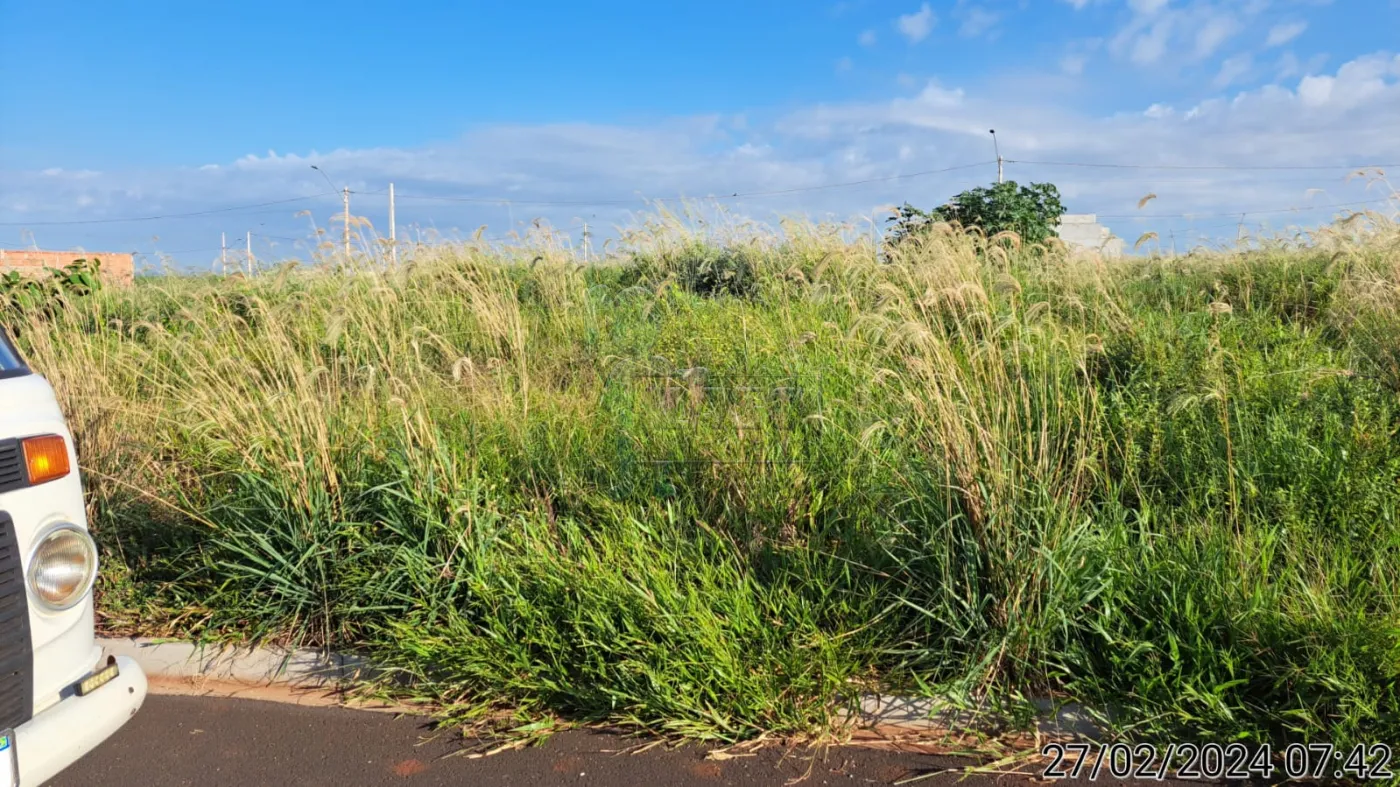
0,730,15,787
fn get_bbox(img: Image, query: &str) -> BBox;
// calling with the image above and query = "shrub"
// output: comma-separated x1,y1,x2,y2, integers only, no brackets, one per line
888,181,1066,249
2,258,104,324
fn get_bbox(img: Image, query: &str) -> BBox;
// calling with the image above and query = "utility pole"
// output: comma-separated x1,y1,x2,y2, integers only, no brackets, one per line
870,209,878,262
246,231,254,274
310,165,350,262
989,129,1003,183
221,232,227,273
388,182,397,266
582,219,590,262
342,187,352,259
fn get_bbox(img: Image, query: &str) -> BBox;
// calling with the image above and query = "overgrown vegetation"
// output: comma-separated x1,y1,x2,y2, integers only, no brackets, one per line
1,257,103,320
888,180,1066,248
8,205,1400,749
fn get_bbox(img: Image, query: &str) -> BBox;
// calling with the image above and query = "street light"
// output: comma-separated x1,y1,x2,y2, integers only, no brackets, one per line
311,165,351,258
989,130,1003,183
309,164,340,193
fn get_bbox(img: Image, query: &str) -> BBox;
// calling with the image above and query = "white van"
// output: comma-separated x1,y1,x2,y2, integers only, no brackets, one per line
0,328,147,785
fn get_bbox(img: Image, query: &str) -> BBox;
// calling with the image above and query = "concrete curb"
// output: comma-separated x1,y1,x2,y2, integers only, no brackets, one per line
853,695,1106,741
100,637,1107,739
99,637,378,689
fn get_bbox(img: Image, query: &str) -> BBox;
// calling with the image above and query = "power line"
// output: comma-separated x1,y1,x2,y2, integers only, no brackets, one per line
134,247,226,255
1098,196,1393,220
376,161,997,206
0,194,332,227
1006,159,1398,172
719,161,995,197
393,193,634,207
4,155,1395,233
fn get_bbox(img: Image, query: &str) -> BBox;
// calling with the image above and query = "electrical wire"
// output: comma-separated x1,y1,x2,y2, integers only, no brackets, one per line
133,247,226,255
1098,196,1394,220
5,155,1396,232
1006,159,1397,172
0,194,333,227
717,161,995,197
369,161,998,206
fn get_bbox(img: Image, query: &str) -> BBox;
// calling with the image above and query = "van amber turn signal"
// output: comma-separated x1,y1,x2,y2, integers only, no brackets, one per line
22,434,70,485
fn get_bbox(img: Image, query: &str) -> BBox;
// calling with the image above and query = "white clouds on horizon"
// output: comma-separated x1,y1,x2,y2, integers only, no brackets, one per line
4,51,1399,259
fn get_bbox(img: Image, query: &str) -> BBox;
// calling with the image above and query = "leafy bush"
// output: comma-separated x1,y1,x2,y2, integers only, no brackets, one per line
888,181,1066,248
1,258,104,320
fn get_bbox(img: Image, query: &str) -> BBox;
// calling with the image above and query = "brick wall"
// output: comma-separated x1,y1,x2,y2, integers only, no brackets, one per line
0,250,135,287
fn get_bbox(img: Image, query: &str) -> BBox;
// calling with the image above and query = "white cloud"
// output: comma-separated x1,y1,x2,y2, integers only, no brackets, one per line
1128,0,1171,14
39,167,100,179
896,3,937,44
1110,3,1270,68
858,29,877,46
1297,75,1333,106
1131,20,1173,64
1276,50,1329,80
6,52,1399,259
1061,54,1089,75
830,0,872,17
1062,0,1092,9
1266,21,1308,48
958,6,1001,38
1293,52,1399,110
903,82,966,108
1193,14,1239,59
1214,54,1253,88
836,56,854,73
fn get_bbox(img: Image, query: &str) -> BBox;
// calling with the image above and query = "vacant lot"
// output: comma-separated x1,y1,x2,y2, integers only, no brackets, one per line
12,209,1400,748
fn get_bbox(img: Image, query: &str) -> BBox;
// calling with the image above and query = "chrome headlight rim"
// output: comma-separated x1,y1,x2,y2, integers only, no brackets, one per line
26,522,99,613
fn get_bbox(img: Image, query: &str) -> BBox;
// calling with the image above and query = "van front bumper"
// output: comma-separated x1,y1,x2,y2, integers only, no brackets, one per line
13,655,147,785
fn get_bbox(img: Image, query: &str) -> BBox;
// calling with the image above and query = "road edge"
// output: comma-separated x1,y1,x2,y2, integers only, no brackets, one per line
99,636,1107,739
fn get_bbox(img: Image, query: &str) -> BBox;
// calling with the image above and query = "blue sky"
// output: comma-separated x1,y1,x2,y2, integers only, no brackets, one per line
2,0,1398,267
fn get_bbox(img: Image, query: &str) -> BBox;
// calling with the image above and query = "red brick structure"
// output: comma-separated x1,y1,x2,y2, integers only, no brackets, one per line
0,250,135,287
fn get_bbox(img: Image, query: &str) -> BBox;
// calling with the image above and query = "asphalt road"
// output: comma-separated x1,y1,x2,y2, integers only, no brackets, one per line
55,695,1204,787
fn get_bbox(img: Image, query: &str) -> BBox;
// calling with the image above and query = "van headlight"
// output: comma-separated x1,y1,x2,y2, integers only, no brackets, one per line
27,524,98,611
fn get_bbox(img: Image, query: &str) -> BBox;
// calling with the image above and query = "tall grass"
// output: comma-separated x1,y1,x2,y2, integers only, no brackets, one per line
11,202,1400,746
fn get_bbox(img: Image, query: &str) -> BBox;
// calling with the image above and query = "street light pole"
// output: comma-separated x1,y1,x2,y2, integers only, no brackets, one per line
342,187,351,258
388,182,397,266
989,129,1003,183
311,165,351,260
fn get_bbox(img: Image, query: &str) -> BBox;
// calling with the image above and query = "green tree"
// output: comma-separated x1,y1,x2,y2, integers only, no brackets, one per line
887,180,1066,249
